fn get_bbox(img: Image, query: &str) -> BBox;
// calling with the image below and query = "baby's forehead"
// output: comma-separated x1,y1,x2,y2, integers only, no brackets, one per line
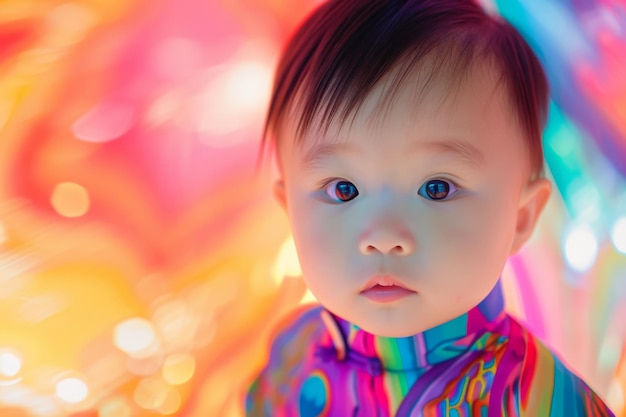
274,61,536,180
283,59,511,149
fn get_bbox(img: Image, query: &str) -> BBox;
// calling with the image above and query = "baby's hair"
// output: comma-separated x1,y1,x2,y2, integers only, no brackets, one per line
260,0,549,179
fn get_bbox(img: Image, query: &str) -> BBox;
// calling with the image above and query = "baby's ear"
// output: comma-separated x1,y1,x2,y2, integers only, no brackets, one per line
273,179,287,210
509,178,552,255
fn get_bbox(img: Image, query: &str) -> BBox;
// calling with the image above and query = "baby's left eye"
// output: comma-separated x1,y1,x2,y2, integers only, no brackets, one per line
418,179,459,201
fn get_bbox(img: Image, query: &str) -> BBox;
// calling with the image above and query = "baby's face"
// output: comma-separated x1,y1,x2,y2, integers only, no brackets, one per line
274,67,550,337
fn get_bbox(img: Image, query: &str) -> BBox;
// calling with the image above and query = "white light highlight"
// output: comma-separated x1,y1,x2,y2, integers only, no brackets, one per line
611,217,626,254
300,289,318,305
272,236,302,285
55,377,88,404
113,318,158,357
0,350,22,378
563,225,598,273
191,38,275,142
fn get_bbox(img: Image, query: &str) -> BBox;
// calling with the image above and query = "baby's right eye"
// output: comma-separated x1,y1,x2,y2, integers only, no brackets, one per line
323,179,359,202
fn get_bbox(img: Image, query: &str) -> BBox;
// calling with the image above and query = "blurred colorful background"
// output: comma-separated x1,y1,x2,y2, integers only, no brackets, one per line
0,0,624,415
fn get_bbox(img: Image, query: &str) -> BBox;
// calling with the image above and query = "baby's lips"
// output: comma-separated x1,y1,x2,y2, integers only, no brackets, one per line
360,274,414,292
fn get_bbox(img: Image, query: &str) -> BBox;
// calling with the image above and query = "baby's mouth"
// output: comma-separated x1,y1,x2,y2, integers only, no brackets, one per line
360,281,417,303
360,275,417,303
361,274,413,292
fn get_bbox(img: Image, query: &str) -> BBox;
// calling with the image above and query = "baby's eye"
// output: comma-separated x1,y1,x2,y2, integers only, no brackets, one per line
418,179,459,201
323,179,359,202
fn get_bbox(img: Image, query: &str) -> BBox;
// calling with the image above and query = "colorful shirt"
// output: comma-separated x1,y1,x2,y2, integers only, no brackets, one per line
246,281,615,416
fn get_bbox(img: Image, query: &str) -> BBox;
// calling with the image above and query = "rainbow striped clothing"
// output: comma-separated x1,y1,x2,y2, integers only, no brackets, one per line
246,282,614,416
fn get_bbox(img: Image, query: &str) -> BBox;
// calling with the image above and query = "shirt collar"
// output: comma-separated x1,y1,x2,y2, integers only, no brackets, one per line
319,280,506,372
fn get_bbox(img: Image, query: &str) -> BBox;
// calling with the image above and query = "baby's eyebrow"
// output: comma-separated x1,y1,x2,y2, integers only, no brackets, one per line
415,139,486,169
300,138,485,171
301,142,357,171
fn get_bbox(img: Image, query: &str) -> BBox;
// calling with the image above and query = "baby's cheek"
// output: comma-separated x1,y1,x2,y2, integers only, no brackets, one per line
293,211,340,270
427,209,481,250
428,206,507,278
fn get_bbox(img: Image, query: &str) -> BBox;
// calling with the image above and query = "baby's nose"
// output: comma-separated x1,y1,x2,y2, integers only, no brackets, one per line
358,227,415,256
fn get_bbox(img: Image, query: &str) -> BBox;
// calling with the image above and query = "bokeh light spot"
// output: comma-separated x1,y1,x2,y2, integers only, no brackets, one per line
194,42,274,138
153,299,198,351
113,318,158,357
223,60,273,113
126,355,164,377
610,217,626,254
161,353,195,385
133,377,169,411
50,182,90,218
156,389,181,415
55,377,88,404
72,100,135,142
98,396,132,417
564,225,598,273
0,349,22,378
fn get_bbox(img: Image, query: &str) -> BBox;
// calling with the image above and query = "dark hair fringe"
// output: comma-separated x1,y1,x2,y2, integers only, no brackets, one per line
259,0,549,179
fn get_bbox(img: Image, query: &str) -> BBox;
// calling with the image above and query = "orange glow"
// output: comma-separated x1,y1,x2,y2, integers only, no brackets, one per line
0,0,623,416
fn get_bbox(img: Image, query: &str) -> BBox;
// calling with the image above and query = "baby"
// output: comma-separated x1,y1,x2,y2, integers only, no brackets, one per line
246,0,615,415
